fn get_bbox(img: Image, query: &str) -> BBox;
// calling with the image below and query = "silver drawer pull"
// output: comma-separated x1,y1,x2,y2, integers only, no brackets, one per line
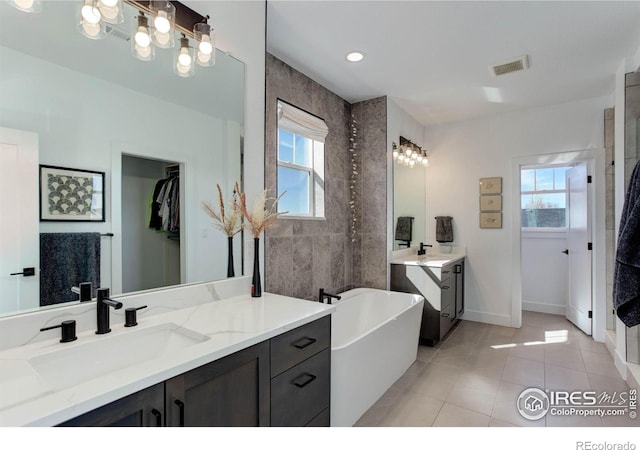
292,373,317,388
292,336,317,349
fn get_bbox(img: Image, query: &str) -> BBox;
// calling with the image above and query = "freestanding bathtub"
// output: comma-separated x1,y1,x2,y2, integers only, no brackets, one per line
330,288,424,426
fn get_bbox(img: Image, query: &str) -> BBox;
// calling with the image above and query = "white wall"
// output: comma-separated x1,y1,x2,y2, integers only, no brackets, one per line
521,231,567,315
424,96,609,327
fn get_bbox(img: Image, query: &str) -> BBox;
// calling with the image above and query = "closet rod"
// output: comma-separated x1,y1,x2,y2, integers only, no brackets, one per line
101,233,114,237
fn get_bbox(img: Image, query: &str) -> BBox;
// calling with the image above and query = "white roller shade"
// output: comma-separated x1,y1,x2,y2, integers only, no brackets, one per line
277,101,329,142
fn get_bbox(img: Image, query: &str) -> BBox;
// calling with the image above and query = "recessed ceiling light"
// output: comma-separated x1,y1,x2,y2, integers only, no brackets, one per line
346,51,365,63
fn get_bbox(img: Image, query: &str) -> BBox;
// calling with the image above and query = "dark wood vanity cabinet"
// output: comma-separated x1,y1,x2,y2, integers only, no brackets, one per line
270,316,331,426
59,383,165,427
58,316,331,427
165,341,270,427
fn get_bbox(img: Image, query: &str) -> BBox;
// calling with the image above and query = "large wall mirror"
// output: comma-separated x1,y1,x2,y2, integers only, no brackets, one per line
0,1,244,317
393,162,426,250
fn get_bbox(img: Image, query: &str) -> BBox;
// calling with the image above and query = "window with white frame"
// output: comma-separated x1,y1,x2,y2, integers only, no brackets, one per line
521,165,571,228
276,100,328,218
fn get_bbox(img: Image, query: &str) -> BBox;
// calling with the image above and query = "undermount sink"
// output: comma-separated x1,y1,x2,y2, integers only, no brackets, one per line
28,323,209,390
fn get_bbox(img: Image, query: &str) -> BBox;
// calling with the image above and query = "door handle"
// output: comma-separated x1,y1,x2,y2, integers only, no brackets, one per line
174,399,185,427
10,267,35,276
562,249,569,255
151,409,162,427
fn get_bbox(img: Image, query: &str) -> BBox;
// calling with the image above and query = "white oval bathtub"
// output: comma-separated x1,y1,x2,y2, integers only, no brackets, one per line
330,288,424,427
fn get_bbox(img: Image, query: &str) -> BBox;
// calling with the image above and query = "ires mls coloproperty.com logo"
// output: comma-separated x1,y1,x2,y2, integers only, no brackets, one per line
516,387,637,420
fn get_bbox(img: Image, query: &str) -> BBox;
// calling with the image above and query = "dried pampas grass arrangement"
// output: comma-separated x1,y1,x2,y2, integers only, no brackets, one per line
234,181,287,238
202,184,242,237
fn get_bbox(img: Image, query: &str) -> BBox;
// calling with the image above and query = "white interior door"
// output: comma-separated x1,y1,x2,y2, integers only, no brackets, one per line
565,162,592,335
0,127,39,314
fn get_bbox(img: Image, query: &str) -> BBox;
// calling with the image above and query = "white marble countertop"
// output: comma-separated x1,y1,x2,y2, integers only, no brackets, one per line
390,253,465,268
0,293,334,427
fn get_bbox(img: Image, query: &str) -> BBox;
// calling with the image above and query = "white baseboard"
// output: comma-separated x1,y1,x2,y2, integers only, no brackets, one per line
627,363,640,390
614,349,627,380
604,330,616,356
522,301,565,316
462,310,512,328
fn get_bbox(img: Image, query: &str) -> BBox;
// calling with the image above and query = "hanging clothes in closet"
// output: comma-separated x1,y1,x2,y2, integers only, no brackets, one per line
149,174,180,233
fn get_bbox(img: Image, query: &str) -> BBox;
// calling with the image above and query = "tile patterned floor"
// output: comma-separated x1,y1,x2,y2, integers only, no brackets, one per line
355,311,637,427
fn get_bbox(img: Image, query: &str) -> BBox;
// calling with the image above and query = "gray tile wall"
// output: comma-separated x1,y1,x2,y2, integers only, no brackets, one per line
352,98,388,289
264,54,388,299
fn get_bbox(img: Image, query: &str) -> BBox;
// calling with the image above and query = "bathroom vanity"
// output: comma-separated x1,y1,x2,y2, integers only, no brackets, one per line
0,277,333,427
390,252,465,346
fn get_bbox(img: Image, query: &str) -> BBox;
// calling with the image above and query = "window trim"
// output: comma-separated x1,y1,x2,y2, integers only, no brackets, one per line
520,164,571,230
276,99,327,220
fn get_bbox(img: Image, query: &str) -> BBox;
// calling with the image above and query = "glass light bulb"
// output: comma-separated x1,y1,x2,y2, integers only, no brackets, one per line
398,154,405,162
178,48,192,66
135,26,151,47
101,0,117,6
197,51,212,65
176,62,191,74
155,11,171,33
417,154,423,162
82,20,102,37
405,148,412,156
81,4,101,24
423,158,429,166
198,35,213,55
13,0,34,9
135,44,152,59
155,31,170,46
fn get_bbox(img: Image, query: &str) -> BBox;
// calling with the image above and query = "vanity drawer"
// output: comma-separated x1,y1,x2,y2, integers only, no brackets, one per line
270,315,330,377
270,348,330,427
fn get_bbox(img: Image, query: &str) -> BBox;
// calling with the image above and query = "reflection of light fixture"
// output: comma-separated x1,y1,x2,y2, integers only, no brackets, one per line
149,0,175,48
393,136,429,168
70,0,217,77
174,35,194,77
131,13,155,61
194,22,215,67
8,0,41,13
78,0,106,39
98,0,123,24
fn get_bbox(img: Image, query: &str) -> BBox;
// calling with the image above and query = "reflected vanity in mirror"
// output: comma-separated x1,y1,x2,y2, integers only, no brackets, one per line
0,1,244,317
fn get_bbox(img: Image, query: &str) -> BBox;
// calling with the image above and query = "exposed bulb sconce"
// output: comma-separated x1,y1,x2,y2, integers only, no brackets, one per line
69,0,217,77
174,35,194,77
78,0,106,39
393,136,429,168
149,0,175,48
8,0,41,13
194,22,215,67
98,0,123,24
131,13,155,61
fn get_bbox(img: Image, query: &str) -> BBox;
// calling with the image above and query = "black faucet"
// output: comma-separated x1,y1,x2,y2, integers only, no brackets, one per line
318,288,341,305
96,288,123,335
71,282,92,302
418,242,432,256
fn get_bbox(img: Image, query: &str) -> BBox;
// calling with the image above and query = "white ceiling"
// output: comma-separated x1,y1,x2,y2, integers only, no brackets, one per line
266,1,640,126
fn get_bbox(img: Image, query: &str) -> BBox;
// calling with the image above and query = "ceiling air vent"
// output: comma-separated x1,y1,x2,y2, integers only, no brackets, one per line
490,55,529,76
105,24,130,42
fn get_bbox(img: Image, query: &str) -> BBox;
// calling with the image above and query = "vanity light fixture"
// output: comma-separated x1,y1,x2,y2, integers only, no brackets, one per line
194,22,215,67
78,0,106,40
174,34,195,77
8,0,41,13
131,13,155,61
149,0,175,48
393,136,429,168
71,0,217,77
98,0,124,24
